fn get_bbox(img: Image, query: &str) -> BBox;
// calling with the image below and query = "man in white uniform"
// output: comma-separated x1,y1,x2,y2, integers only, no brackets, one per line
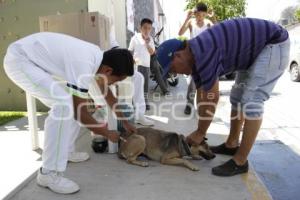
3,32,136,194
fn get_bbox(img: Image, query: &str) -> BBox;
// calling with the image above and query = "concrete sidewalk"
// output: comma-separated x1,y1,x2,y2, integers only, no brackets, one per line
8,134,270,200
0,115,45,200
2,75,271,200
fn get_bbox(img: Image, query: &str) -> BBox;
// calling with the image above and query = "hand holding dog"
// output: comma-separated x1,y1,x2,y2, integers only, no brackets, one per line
105,130,120,143
123,121,136,134
187,130,204,145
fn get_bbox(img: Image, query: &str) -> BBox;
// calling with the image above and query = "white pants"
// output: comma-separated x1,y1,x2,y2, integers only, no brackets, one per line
133,71,146,119
4,44,81,172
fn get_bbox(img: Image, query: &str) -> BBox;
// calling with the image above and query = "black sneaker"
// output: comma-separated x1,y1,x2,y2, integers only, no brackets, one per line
184,104,192,115
162,90,170,96
212,159,249,177
210,143,239,156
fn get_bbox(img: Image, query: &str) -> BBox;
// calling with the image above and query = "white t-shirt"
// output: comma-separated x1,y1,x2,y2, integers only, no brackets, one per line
128,33,155,68
14,32,103,99
190,19,213,38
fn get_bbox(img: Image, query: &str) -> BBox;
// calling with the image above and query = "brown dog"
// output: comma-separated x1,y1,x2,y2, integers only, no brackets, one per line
118,127,215,171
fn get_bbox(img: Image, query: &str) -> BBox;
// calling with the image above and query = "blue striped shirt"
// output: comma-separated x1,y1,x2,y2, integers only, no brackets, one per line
189,18,289,91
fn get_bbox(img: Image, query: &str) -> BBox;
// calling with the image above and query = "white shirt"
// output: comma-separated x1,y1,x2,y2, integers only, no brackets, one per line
14,32,103,99
190,19,213,38
128,33,155,68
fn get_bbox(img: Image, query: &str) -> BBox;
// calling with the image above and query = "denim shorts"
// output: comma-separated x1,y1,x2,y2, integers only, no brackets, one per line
230,38,290,118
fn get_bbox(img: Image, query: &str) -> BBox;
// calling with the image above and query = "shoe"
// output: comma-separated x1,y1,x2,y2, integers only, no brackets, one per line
162,90,170,96
184,104,192,115
68,152,90,163
212,159,249,177
37,168,80,194
146,105,150,111
210,143,239,156
91,138,108,153
136,116,154,126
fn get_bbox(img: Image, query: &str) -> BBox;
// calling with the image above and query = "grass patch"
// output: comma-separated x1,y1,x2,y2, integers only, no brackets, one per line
0,111,26,126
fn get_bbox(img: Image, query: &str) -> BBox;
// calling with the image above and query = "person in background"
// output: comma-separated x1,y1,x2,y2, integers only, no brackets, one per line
178,2,213,115
128,18,155,111
111,35,154,126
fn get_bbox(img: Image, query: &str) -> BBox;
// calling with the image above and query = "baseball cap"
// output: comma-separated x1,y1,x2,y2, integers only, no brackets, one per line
156,38,184,78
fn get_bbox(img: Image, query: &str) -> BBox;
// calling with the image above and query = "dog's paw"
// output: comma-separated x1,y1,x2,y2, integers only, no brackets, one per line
191,155,203,160
190,165,200,171
142,161,149,167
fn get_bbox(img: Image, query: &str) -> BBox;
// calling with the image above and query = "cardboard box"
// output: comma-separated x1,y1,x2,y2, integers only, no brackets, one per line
39,12,110,50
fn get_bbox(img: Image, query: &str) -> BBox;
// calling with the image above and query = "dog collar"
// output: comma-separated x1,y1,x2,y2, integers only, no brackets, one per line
186,137,208,156
182,139,192,156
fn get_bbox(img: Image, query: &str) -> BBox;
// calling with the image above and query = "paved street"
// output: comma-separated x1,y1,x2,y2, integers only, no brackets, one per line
218,70,300,200
218,71,300,154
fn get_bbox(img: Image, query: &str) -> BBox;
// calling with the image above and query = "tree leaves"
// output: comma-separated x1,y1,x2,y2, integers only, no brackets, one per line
185,0,246,21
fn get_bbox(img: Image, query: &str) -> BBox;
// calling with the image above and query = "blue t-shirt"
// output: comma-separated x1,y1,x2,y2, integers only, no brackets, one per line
189,18,289,91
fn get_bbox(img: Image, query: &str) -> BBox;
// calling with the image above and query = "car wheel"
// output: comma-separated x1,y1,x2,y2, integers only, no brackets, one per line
290,63,300,82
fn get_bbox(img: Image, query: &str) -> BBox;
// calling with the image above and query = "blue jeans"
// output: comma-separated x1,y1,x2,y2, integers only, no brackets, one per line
230,39,290,118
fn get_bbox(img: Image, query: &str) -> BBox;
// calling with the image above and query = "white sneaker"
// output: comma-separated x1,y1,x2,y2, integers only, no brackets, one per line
37,168,80,194
136,116,154,126
68,152,90,163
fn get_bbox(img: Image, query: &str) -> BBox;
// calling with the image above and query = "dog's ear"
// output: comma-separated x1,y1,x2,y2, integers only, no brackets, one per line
198,139,216,160
118,131,130,148
119,131,131,139
119,131,126,139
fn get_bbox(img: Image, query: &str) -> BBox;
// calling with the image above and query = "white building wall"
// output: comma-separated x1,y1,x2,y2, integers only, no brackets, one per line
88,0,127,48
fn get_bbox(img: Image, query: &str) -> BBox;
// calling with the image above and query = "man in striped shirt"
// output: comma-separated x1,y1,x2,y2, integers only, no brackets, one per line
157,18,290,176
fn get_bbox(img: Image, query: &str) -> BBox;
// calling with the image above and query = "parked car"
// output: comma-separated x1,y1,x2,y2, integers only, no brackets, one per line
289,36,300,82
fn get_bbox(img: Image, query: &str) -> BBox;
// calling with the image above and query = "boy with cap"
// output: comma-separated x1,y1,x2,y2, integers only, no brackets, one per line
157,18,290,176
4,32,136,193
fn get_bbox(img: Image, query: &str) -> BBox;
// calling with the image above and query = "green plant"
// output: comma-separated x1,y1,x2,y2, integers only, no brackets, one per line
0,111,26,126
295,9,300,21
